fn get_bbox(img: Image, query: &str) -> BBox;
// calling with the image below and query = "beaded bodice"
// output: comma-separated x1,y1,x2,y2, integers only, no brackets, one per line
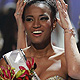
46,76,65,80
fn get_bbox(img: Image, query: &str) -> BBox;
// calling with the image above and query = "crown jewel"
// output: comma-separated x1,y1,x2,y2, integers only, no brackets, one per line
24,0,33,3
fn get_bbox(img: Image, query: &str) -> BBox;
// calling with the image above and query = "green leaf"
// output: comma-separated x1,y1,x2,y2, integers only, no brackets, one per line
16,70,25,78
5,69,8,76
11,67,15,70
23,77,25,80
0,76,4,80
0,70,3,75
16,70,22,78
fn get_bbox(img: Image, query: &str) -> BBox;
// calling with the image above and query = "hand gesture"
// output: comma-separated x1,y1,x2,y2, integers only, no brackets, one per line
56,0,72,29
14,0,27,49
14,0,26,31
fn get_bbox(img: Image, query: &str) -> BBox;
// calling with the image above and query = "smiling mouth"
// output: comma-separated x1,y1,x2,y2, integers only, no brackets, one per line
32,31,43,36
33,31,43,34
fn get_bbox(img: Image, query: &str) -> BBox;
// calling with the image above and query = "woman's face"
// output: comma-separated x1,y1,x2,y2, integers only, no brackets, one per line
24,3,54,44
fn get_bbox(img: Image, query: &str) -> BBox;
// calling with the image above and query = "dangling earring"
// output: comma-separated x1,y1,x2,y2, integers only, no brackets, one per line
25,30,27,35
53,25,55,28
53,25,56,30
26,32,27,35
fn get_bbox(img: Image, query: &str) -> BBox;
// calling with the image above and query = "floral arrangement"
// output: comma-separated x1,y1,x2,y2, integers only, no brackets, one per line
0,58,36,80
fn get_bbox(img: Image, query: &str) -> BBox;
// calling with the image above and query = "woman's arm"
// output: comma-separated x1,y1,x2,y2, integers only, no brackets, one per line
56,0,80,79
14,0,27,49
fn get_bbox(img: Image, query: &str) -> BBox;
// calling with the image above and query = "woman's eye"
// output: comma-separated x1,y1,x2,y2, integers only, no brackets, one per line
26,18,33,21
40,17,49,21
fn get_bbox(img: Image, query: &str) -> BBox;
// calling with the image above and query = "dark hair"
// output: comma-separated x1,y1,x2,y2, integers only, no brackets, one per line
77,28,80,40
22,0,57,22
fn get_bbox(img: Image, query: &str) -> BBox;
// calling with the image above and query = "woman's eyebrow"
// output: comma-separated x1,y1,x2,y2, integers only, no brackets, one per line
39,14,48,17
25,15,33,18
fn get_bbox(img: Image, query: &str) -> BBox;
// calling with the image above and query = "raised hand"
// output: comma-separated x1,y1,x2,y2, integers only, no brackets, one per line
14,0,26,31
14,0,27,49
56,0,72,29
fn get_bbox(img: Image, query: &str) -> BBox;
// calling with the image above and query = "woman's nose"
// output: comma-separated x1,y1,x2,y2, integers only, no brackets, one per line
33,19,41,29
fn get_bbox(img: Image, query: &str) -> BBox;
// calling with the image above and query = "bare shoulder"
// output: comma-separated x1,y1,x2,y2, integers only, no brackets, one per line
0,58,7,67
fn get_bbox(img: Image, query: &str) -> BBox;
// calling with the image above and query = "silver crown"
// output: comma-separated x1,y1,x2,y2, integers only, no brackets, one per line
24,0,33,3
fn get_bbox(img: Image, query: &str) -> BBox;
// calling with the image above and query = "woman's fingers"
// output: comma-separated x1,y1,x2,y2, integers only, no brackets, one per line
18,0,25,15
16,0,21,10
56,0,68,12
17,0,24,13
20,2,26,15
56,0,63,17
56,0,69,29
56,0,62,10
60,0,67,11
14,0,26,31
14,0,26,18
56,0,68,18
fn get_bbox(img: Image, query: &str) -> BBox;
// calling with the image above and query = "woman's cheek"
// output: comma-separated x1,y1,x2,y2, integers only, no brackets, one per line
41,20,51,27
24,23,32,29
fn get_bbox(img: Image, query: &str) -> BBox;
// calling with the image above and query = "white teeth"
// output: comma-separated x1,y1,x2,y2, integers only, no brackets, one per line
33,31,42,34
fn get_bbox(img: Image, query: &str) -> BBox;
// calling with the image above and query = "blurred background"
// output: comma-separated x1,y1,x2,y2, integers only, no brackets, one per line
0,0,80,59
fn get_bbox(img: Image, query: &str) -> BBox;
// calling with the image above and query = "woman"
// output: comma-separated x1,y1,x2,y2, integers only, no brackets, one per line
15,0,75,80
0,0,80,79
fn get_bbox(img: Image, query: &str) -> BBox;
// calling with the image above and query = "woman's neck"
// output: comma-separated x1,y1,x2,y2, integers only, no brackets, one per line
28,43,54,58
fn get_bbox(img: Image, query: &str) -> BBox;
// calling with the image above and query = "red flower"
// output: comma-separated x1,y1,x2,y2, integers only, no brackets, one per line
26,57,34,70
26,60,32,70
18,57,35,78
32,57,34,66
16,77,23,80
0,57,36,80
0,65,15,80
25,76,29,80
